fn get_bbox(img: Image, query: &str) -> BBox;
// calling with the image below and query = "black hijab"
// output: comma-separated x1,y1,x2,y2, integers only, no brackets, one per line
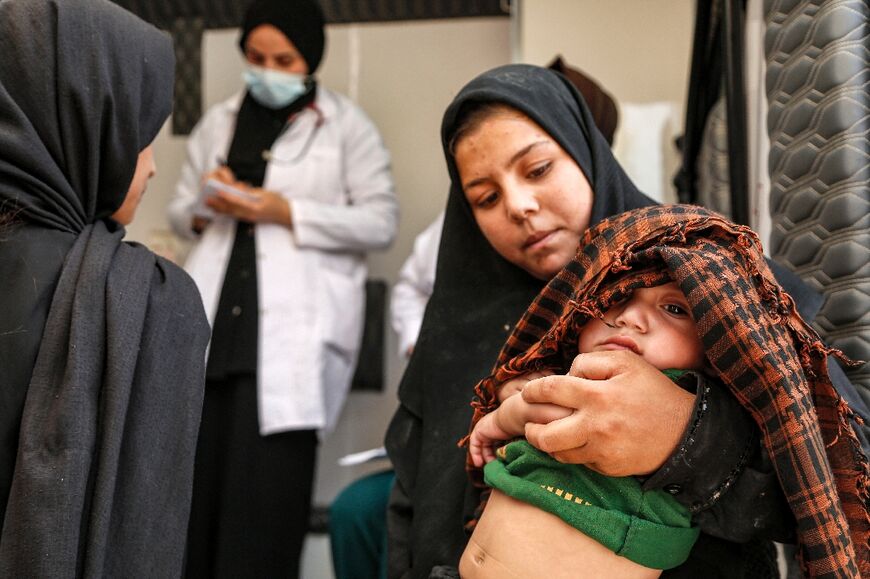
384,64,655,575
0,0,209,575
0,0,172,229
230,0,323,187
238,0,326,74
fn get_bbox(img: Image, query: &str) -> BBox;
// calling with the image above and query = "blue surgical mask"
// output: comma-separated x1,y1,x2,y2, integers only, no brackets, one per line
242,65,309,109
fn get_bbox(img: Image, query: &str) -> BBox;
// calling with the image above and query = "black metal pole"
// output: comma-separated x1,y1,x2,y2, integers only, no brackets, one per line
723,0,750,225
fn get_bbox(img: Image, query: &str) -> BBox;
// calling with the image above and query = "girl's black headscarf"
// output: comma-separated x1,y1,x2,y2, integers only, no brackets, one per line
384,64,655,575
0,0,209,575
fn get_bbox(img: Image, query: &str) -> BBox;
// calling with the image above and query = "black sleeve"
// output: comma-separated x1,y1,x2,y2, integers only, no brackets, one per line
827,357,870,455
386,476,414,579
642,372,795,543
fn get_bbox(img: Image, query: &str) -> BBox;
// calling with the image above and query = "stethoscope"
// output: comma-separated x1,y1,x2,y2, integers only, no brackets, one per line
260,104,325,166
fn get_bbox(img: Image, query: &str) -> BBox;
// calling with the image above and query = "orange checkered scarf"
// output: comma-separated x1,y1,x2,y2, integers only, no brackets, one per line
467,205,868,578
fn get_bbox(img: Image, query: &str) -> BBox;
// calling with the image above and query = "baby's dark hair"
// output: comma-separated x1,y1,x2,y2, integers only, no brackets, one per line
447,101,521,157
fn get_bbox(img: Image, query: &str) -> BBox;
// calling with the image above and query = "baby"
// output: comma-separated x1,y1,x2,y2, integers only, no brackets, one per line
463,281,703,578
458,204,867,578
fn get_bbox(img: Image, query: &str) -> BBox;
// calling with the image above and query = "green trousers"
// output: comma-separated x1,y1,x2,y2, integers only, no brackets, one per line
329,470,395,579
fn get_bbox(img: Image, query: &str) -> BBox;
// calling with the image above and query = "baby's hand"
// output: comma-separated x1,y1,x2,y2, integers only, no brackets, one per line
522,401,573,426
471,371,569,468
497,370,553,402
468,412,512,468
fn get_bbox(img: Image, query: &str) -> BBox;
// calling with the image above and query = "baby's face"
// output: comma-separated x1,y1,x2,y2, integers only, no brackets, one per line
578,282,705,371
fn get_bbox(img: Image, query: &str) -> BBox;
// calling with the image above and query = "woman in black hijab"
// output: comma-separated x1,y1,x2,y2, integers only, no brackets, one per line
0,0,210,575
383,64,840,578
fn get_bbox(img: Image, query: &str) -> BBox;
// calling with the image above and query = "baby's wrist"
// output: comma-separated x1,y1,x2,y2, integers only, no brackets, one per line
495,397,528,436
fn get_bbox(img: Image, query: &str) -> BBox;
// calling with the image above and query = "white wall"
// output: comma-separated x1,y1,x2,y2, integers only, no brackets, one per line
518,0,694,106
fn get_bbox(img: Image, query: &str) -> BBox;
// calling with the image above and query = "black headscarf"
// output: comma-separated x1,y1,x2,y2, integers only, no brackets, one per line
0,0,172,230
0,0,209,575
384,64,655,575
547,56,619,146
238,0,326,74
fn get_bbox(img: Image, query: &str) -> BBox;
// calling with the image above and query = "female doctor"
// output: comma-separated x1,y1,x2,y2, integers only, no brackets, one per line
167,1,398,576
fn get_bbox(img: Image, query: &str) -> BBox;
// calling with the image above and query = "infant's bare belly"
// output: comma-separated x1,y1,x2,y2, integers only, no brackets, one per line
459,489,660,579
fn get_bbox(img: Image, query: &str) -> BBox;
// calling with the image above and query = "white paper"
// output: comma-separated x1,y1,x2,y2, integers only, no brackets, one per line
193,178,258,219
337,446,388,467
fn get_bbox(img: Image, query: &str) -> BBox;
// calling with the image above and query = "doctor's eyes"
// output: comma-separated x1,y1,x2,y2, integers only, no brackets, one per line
275,55,298,68
245,51,298,70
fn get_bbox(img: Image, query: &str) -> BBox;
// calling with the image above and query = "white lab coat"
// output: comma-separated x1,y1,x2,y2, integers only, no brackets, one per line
390,212,443,357
168,88,398,435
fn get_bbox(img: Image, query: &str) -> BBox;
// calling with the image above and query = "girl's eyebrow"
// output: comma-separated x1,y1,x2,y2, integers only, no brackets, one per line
463,140,550,190
506,140,549,168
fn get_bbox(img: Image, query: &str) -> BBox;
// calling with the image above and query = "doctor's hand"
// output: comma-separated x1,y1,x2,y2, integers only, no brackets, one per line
521,351,694,478
204,165,237,186
205,184,293,227
189,166,239,234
